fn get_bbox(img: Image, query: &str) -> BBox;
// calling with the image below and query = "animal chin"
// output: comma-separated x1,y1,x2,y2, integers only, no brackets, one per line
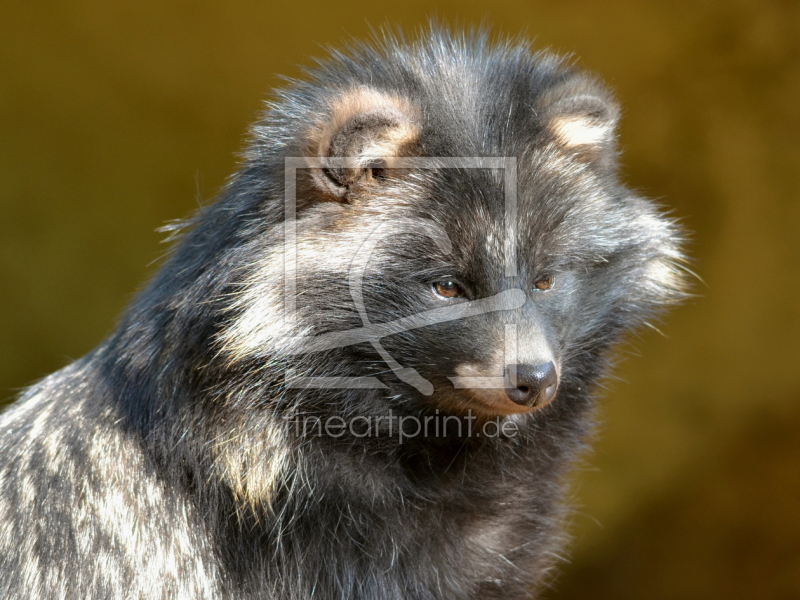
456,389,541,418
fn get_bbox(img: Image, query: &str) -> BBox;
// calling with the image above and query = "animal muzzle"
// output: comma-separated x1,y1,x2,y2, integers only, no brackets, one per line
505,362,559,408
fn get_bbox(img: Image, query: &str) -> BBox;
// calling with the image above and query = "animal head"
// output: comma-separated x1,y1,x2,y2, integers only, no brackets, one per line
205,31,687,424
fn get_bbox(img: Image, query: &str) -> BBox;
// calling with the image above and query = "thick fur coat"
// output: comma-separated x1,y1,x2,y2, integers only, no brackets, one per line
0,29,686,599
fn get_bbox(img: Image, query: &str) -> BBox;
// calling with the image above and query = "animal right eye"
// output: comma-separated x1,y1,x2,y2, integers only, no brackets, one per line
433,281,463,299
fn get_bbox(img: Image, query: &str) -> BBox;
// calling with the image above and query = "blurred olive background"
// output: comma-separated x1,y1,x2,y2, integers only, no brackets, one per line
1,0,798,597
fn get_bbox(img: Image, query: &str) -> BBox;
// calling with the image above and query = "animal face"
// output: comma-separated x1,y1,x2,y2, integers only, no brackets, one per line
215,57,684,426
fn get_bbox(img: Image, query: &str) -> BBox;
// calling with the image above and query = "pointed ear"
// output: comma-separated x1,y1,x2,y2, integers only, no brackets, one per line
306,87,420,201
541,81,620,167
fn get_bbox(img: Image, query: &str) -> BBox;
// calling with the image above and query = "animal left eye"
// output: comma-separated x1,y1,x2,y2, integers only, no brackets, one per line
433,281,464,298
532,275,554,291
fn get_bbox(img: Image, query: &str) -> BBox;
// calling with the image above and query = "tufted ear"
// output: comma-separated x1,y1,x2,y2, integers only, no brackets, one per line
541,81,620,167
306,87,420,201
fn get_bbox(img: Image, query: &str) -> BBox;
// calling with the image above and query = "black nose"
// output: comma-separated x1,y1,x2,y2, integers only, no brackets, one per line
505,362,559,407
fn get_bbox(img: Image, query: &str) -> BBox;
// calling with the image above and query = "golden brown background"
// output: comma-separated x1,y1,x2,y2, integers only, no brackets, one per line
1,1,798,597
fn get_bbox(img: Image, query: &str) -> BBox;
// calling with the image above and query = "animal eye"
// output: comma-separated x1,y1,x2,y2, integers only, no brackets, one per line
533,275,554,291
433,281,463,298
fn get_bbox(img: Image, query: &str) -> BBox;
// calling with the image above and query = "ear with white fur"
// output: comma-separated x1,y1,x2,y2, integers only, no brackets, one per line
306,87,420,201
542,82,620,167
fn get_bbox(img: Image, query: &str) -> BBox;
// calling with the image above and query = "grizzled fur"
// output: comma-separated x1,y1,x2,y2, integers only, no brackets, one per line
0,30,686,599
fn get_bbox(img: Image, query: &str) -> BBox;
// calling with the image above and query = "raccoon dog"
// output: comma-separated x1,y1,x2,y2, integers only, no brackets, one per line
0,29,686,599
